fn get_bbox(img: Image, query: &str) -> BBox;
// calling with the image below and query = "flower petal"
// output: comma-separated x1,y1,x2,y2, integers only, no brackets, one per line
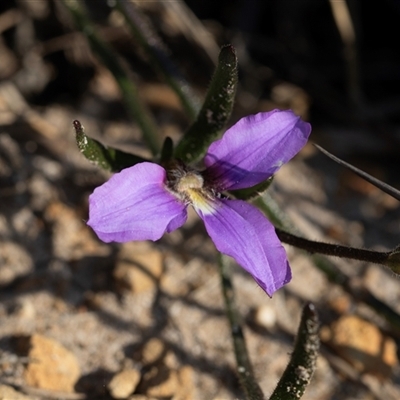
88,162,187,243
196,198,291,296
204,110,311,190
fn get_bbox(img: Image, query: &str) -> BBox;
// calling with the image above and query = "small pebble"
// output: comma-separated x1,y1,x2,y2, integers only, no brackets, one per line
108,368,141,399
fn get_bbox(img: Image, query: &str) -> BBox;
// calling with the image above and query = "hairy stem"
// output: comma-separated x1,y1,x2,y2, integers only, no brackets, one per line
218,254,264,400
270,303,320,400
276,228,391,265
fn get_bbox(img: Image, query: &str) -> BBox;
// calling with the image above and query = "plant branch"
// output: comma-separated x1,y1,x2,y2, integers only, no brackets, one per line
257,194,400,333
276,228,391,265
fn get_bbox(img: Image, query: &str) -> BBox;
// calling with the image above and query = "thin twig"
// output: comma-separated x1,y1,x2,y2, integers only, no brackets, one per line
315,143,400,201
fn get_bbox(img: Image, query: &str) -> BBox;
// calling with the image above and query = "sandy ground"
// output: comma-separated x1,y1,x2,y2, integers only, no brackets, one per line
1,1,400,399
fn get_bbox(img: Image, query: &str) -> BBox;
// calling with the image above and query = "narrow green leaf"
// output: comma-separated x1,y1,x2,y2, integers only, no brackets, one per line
61,0,161,156
230,177,274,201
73,120,147,172
174,44,238,163
160,136,174,165
269,303,320,400
113,0,200,120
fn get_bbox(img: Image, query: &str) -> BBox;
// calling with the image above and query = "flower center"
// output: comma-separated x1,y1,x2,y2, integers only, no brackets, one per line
167,165,216,214
176,172,204,193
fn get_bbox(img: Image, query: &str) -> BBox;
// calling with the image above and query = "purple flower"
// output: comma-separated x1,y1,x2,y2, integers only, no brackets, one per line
88,110,311,296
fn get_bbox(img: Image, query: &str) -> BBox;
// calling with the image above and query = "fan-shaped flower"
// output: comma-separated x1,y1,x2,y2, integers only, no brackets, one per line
88,109,311,296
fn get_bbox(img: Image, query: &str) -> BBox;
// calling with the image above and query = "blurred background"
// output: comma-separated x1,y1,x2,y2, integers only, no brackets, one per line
1,1,400,399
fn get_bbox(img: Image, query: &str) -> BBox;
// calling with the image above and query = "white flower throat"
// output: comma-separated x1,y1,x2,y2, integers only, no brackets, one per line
167,164,216,214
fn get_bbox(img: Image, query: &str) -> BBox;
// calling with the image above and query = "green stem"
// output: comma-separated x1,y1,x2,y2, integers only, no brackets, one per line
218,254,264,400
61,0,161,156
